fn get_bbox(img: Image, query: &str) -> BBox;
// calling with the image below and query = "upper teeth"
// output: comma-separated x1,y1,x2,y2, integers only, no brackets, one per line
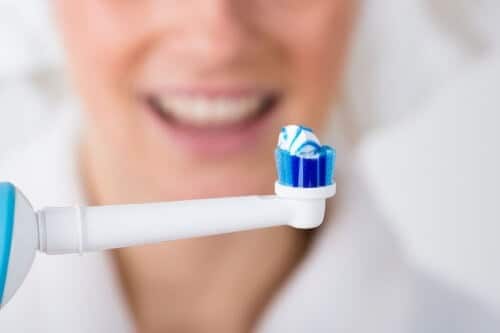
157,96,263,126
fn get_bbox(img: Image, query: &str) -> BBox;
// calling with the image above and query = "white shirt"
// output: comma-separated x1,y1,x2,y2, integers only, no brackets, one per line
0,115,498,332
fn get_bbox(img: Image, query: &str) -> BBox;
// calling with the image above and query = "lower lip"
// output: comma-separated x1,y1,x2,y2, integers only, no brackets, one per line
143,99,279,158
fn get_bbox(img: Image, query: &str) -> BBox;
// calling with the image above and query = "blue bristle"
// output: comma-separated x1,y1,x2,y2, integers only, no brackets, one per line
325,146,336,183
301,157,318,188
275,145,336,188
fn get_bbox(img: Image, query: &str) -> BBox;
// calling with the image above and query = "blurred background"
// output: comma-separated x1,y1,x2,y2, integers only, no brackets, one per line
0,0,499,315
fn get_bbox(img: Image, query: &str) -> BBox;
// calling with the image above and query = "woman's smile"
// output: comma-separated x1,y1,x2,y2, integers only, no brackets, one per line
142,86,282,156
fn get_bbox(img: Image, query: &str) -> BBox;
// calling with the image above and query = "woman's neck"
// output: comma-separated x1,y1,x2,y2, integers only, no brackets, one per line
80,138,313,332
113,228,311,332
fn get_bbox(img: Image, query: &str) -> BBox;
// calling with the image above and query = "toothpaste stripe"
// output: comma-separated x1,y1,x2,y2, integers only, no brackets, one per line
294,141,321,157
289,126,303,154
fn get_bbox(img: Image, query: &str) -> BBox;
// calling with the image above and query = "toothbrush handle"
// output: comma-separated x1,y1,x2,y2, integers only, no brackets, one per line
37,195,296,254
85,195,291,251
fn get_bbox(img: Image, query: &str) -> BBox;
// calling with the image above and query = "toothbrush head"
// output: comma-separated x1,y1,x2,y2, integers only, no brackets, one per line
0,183,37,308
275,125,336,199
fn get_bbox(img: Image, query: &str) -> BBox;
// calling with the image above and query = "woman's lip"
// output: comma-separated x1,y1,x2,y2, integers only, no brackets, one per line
141,91,280,157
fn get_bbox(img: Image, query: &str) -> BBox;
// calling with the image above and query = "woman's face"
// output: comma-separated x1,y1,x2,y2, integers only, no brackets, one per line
53,1,357,202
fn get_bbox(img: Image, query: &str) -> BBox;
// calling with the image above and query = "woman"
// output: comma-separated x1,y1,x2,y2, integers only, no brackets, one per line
0,1,498,332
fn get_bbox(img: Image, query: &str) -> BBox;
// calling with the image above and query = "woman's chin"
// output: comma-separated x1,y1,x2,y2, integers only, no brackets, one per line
173,178,273,200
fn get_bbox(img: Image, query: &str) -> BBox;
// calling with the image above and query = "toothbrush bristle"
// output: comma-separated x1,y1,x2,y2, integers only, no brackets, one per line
275,125,336,188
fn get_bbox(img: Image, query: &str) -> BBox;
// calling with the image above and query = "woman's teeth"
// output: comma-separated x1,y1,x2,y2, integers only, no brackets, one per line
156,95,265,127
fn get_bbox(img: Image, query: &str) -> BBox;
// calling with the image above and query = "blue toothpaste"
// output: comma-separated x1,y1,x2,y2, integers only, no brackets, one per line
275,125,336,188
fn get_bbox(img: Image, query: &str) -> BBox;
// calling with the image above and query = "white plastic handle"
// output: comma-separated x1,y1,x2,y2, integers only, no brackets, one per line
36,183,335,255
37,196,316,254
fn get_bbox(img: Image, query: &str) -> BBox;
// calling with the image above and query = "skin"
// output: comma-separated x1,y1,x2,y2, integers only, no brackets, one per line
53,1,358,332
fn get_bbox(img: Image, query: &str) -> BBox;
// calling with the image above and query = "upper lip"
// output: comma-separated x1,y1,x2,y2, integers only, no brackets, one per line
139,81,275,98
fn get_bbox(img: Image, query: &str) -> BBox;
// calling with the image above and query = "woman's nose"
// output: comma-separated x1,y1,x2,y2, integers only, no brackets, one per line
152,0,260,69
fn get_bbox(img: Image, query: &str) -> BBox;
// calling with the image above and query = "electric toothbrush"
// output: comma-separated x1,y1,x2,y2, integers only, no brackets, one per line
0,125,336,308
